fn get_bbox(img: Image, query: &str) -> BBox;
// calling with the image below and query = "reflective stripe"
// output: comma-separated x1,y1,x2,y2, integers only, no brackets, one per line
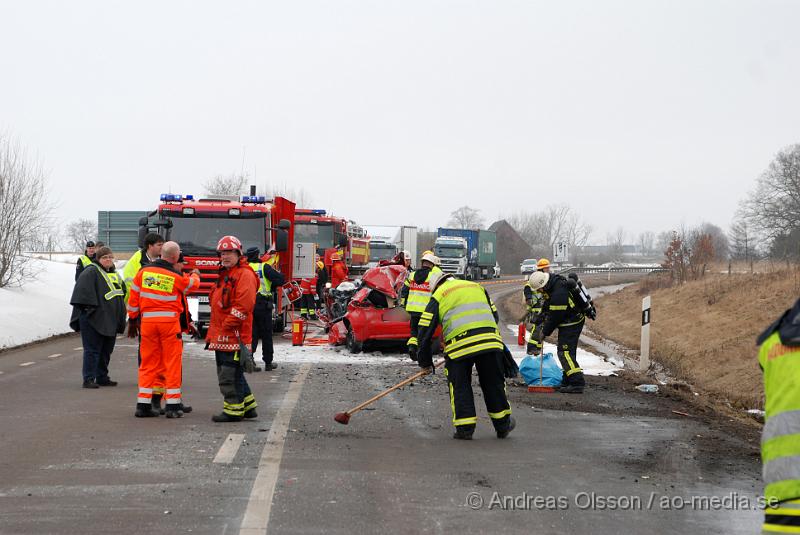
407,337,418,347
448,340,504,359
142,311,177,318
165,398,182,405
231,308,247,320
453,417,478,426
550,305,568,311
137,397,151,403
185,276,196,293
126,304,139,312
445,309,496,335
139,387,153,394
488,408,512,420
166,389,181,395
764,455,800,485
763,411,800,444
446,332,501,352
141,292,178,301
442,302,489,326
130,283,140,292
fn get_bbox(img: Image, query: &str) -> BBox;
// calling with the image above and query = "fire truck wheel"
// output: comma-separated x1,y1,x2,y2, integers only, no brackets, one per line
346,328,362,354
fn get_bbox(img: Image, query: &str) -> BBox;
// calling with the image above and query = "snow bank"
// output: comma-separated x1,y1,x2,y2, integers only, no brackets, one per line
0,257,77,349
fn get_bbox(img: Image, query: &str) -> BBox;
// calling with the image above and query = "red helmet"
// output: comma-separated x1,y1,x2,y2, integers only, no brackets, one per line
216,235,243,253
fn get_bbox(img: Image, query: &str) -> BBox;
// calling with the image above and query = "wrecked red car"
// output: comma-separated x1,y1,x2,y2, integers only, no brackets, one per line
329,264,441,353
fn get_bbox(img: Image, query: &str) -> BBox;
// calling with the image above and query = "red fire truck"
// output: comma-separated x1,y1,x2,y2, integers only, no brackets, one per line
293,209,370,275
138,193,299,333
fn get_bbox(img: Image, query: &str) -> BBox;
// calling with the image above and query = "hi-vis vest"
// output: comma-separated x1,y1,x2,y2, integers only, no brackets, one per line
759,331,800,504
79,255,92,268
88,264,124,300
524,282,544,314
249,262,272,297
405,267,442,314
128,266,198,322
423,279,503,359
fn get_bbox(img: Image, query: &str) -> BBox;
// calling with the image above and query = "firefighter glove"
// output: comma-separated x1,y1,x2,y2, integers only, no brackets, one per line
127,317,140,338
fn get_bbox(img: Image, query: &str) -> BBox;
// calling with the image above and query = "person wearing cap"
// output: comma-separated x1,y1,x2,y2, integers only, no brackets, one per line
206,236,260,422
127,241,200,418
527,270,586,393
416,271,514,440
70,246,127,388
246,247,285,372
399,250,442,361
75,240,97,281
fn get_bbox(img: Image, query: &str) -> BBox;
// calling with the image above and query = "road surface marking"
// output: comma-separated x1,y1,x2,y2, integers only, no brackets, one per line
213,434,246,464
73,347,83,351
239,363,311,535
47,353,62,359
0,371,4,375
19,362,35,367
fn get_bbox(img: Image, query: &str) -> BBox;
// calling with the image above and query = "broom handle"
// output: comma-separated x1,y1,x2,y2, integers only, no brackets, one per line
346,359,445,415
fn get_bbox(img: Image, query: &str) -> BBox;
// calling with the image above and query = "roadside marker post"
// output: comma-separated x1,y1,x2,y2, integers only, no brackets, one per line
640,296,651,371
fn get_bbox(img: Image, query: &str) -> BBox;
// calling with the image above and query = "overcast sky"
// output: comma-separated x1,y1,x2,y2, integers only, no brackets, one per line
1,1,798,244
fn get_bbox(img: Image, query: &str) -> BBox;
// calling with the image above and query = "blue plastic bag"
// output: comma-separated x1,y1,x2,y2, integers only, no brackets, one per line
519,353,562,387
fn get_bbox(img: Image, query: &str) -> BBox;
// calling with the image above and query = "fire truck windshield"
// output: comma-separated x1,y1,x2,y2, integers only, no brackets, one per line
295,221,334,249
168,216,268,256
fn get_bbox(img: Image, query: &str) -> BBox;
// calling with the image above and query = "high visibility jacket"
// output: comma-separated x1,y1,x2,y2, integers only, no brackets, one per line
402,266,442,313
758,308,800,506
128,260,199,323
418,278,503,361
79,255,92,267
523,283,544,315
123,249,157,302
249,262,273,296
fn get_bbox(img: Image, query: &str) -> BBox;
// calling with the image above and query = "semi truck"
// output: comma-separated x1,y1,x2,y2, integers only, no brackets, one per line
363,225,418,268
434,228,497,280
138,191,298,333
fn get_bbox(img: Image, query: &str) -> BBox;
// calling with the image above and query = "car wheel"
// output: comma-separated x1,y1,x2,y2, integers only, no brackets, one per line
346,328,362,353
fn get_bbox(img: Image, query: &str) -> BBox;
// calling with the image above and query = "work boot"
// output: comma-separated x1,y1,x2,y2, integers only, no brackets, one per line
496,417,516,439
243,408,258,419
253,365,263,372
96,379,118,387
82,380,99,389
165,407,184,419
134,403,160,418
453,424,475,440
408,347,418,362
264,362,277,371
151,394,166,415
177,402,192,414
558,385,584,394
212,412,242,423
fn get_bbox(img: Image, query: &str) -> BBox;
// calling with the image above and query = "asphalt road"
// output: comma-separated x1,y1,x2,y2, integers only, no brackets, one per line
0,280,763,534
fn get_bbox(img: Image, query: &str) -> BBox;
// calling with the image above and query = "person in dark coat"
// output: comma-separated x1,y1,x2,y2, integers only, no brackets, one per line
70,246,127,388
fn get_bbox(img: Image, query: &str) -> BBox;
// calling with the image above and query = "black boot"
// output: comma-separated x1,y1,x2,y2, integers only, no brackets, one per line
212,412,242,423
453,424,475,440
496,417,516,439
82,380,99,389
165,407,184,419
177,402,192,414
135,403,160,418
151,394,166,415
408,346,418,362
243,408,258,419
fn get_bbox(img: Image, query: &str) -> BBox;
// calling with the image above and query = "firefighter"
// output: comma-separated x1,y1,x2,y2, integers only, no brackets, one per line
524,273,547,355
417,273,515,440
75,240,97,281
246,247,285,372
536,258,551,273
205,235,259,422
69,246,127,388
399,251,442,361
315,259,327,315
330,252,348,288
127,241,200,418
299,275,317,320
123,233,165,299
757,298,800,533
528,271,586,393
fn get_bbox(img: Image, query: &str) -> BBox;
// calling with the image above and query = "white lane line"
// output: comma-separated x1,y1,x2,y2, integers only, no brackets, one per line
47,353,62,359
213,433,246,464
73,347,83,351
239,363,311,535
0,371,4,375
19,362,35,367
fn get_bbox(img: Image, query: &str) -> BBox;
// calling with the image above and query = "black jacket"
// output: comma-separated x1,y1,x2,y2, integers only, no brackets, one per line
541,275,584,337
69,261,127,337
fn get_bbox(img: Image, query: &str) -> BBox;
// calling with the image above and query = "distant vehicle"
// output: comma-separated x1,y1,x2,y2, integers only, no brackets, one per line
520,258,537,274
366,240,398,269
435,228,497,280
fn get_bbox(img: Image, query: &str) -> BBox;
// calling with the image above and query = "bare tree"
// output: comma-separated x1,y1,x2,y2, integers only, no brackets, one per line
505,204,591,261
65,218,96,252
729,216,754,263
606,227,626,261
638,231,655,256
741,144,800,253
447,206,485,229
262,182,314,208
203,173,249,196
0,134,52,287
655,230,673,257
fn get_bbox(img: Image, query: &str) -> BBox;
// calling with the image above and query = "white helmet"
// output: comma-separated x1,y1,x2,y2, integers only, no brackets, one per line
421,252,440,266
528,271,550,290
428,270,450,291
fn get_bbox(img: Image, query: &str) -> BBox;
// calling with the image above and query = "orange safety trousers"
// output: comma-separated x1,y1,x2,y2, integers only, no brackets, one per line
137,321,183,407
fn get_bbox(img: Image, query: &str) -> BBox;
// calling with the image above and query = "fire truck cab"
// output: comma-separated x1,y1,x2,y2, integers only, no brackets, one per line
138,193,297,333
293,209,370,276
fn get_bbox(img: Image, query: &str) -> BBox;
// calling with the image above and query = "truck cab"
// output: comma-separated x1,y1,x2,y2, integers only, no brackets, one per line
434,236,468,278
294,209,370,276
367,240,398,269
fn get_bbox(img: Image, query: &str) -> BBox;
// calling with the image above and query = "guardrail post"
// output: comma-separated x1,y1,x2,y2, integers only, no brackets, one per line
640,296,651,371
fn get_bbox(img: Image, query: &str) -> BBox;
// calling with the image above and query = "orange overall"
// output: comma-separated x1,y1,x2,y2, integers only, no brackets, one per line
128,262,199,408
